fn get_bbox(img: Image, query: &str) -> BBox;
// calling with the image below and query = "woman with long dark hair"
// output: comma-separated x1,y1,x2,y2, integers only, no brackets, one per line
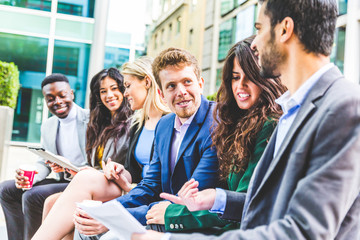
86,67,132,169
38,67,133,239
155,36,287,233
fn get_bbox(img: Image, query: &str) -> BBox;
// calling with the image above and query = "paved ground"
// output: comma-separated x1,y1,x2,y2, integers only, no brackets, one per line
0,145,39,239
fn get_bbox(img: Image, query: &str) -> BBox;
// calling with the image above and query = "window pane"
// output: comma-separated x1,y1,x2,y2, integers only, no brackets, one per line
237,0,247,5
57,0,95,18
216,67,222,90
218,18,235,61
220,0,235,16
0,33,48,142
0,0,51,12
176,16,181,34
0,9,50,35
330,27,346,73
235,4,255,42
337,0,347,15
106,31,131,46
53,40,90,108
135,49,146,59
104,47,130,69
55,18,93,42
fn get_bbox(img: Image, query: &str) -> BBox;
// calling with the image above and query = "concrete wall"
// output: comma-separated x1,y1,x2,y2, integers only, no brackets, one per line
0,107,14,182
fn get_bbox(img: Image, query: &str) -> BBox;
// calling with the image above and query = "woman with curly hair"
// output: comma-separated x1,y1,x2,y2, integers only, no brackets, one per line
154,36,287,233
33,58,170,240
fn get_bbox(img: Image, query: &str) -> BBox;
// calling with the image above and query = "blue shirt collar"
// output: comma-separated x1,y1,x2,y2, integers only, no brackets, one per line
276,63,334,114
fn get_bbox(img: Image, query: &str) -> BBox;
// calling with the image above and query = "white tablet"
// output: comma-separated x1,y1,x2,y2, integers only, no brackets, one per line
27,146,80,172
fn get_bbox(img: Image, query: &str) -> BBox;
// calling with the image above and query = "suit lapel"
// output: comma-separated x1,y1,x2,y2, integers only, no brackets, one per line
173,96,209,171
75,105,88,161
250,66,342,202
248,129,277,196
49,118,60,154
161,114,176,193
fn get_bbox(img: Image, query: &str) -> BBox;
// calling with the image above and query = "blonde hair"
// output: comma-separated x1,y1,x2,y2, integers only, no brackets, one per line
121,57,170,131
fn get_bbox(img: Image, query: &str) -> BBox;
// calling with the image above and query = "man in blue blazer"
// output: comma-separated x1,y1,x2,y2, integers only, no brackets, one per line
134,0,360,240
72,48,220,239
117,48,219,224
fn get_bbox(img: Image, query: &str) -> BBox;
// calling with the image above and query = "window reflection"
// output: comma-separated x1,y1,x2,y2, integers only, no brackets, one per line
53,40,90,108
0,0,51,12
0,33,48,142
337,0,347,15
235,4,255,42
330,27,346,73
104,46,130,69
218,18,235,61
220,0,235,16
57,0,95,18
216,68,222,90
135,49,146,59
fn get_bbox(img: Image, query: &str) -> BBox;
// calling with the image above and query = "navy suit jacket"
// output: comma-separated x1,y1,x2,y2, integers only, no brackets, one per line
117,95,219,223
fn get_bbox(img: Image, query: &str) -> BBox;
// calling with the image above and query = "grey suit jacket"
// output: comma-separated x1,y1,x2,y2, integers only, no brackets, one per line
34,104,89,183
171,66,360,240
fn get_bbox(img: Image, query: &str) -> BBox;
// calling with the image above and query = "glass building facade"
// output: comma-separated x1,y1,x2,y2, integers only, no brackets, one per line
0,0,146,143
217,1,257,85
213,0,352,91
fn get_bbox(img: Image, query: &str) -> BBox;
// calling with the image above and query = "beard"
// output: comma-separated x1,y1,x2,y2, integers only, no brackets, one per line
259,29,284,79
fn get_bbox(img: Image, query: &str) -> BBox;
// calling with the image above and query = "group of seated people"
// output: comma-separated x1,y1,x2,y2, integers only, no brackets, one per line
1,0,360,240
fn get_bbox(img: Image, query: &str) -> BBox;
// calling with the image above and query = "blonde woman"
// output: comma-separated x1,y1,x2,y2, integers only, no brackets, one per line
32,57,170,240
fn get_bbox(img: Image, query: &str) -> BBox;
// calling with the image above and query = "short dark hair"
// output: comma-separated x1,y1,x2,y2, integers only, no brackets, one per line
259,0,338,56
41,73,70,89
152,47,200,91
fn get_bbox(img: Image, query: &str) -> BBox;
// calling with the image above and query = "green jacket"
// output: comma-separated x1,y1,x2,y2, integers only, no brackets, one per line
164,120,277,233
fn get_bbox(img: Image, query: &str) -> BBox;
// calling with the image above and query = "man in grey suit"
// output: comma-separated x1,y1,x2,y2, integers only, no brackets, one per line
0,74,89,240
133,0,360,239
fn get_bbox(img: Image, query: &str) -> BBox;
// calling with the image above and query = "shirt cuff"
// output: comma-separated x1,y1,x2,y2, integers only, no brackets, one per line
161,232,172,240
209,188,226,214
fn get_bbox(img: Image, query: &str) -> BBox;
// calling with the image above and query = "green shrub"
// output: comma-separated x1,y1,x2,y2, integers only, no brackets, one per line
0,61,20,109
206,92,217,101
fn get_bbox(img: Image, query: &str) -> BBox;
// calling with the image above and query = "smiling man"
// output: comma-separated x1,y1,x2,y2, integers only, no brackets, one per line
116,47,220,224
0,73,89,240
133,0,360,240
72,48,220,240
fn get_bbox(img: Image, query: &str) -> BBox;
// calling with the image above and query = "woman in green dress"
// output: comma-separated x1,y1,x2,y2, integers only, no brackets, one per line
147,36,287,233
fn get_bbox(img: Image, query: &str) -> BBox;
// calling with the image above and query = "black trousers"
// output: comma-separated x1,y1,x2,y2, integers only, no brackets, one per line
0,178,69,240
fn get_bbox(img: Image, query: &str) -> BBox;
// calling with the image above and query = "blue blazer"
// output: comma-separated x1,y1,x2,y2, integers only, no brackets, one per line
117,95,219,223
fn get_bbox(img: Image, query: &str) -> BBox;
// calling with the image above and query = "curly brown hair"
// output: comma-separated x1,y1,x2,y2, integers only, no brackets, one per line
213,36,287,180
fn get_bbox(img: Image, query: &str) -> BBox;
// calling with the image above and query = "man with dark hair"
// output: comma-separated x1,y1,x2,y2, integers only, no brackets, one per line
133,0,360,239
0,73,89,240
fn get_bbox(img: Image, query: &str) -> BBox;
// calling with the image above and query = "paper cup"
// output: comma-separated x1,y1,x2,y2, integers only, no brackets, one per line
19,164,37,190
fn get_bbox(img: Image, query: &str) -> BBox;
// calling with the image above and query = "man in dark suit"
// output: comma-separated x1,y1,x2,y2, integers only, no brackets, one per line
133,0,360,239
0,74,89,240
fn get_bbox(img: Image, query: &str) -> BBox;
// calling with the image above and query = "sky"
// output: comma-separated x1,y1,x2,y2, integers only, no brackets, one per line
106,0,150,45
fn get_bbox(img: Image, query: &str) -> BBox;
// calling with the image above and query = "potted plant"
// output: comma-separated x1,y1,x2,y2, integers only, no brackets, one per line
0,60,20,181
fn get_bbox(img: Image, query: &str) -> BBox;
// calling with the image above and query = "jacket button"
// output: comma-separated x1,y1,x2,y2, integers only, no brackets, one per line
175,224,179,229
170,224,174,229
180,224,184,229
